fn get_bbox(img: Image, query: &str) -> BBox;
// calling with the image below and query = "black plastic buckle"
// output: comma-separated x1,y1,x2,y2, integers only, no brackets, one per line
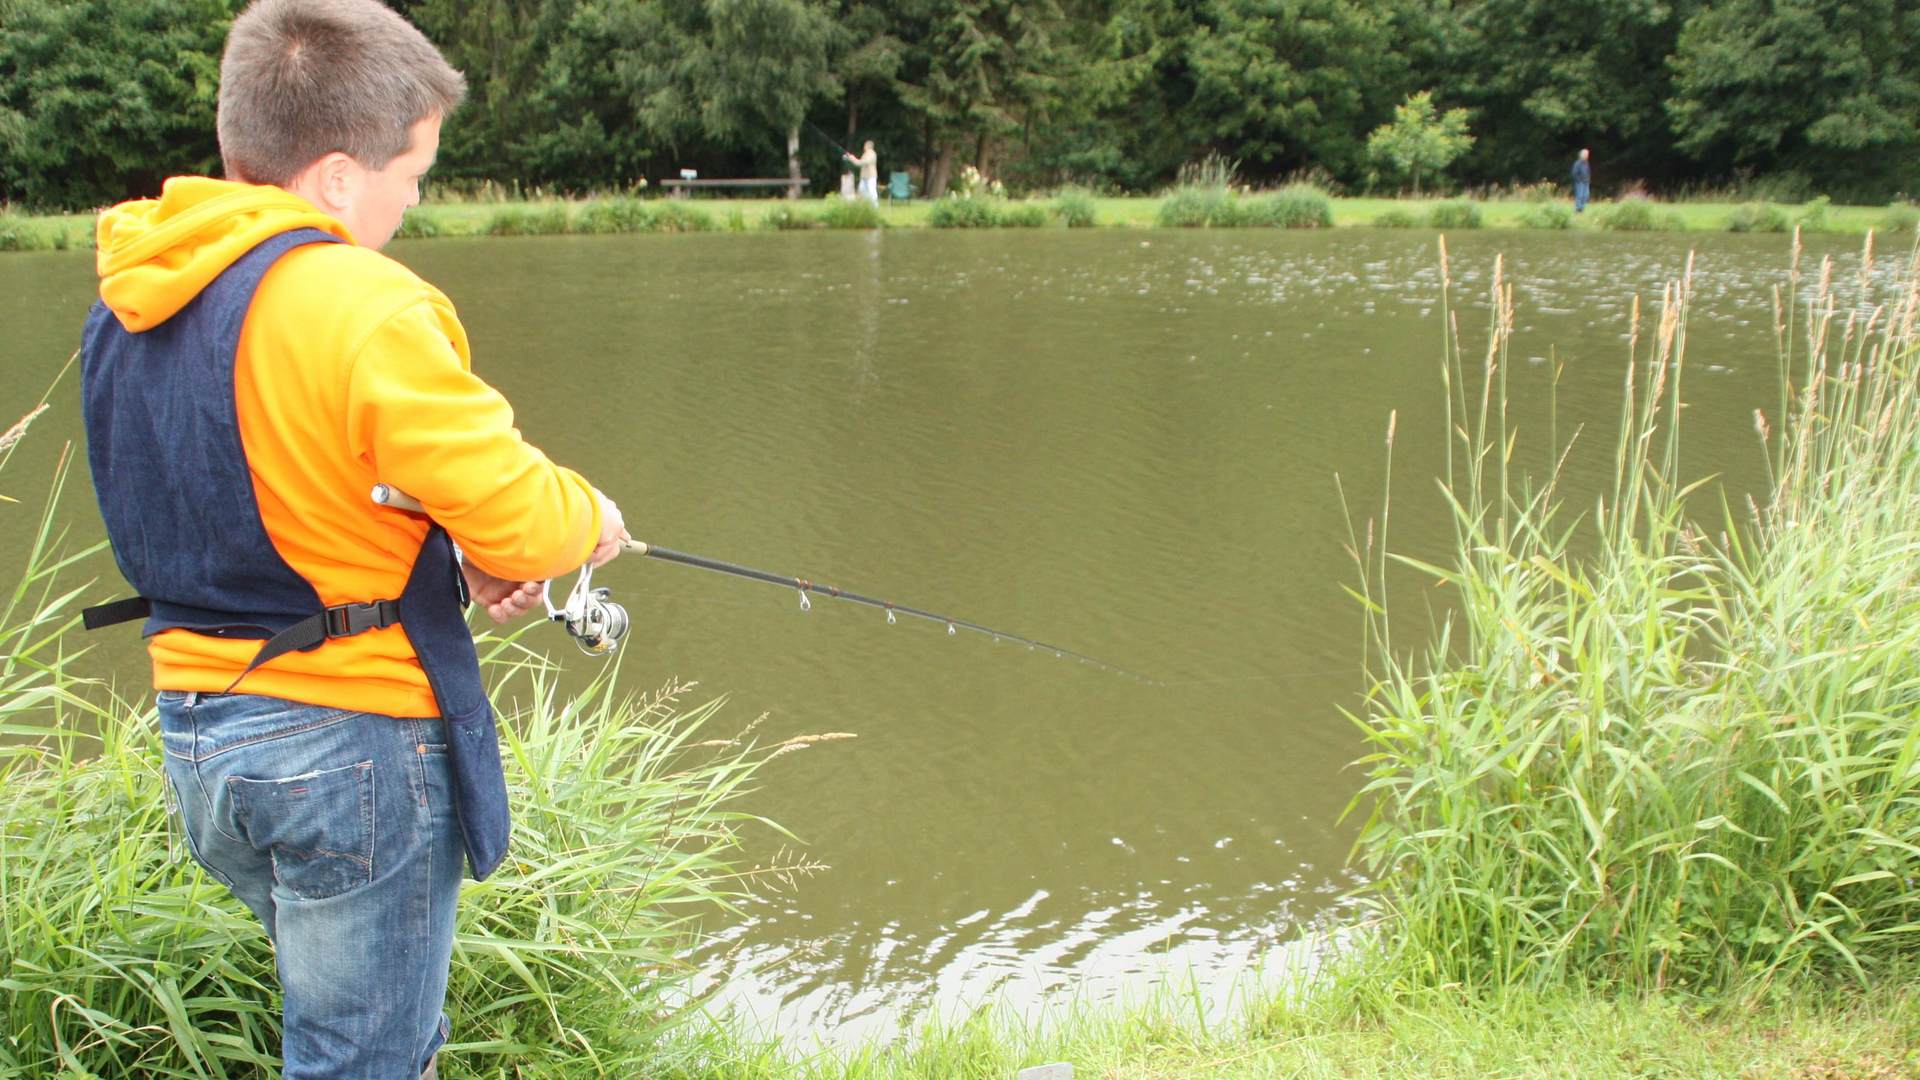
323,600,401,638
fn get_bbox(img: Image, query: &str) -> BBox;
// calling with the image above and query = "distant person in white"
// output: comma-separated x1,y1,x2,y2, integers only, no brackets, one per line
845,140,878,205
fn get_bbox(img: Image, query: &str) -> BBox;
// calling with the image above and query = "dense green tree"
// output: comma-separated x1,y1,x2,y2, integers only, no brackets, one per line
995,0,1192,190
4,0,1917,206
1367,90,1473,195
890,0,1067,194
1667,0,1920,200
1184,0,1408,181
689,0,847,152
0,0,234,210
524,0,844,186
1441,0,1697,189
411,0,580,184
830,0,909,141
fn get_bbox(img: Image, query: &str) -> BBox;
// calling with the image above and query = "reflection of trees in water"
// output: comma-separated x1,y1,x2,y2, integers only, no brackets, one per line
850,229,882,395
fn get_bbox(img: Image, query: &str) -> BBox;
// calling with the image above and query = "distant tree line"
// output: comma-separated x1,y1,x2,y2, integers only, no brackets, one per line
2,0,1915,211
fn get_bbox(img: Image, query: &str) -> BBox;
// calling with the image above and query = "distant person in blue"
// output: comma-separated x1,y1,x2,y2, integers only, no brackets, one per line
1571,148,1592,212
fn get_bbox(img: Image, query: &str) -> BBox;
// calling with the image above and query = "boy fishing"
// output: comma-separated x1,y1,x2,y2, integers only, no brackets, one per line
78,0,626,1074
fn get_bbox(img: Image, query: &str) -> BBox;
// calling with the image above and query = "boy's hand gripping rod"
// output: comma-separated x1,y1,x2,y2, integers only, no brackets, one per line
371,483,1145,679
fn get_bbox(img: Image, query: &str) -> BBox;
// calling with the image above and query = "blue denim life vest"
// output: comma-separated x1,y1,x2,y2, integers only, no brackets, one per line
79,227,512,879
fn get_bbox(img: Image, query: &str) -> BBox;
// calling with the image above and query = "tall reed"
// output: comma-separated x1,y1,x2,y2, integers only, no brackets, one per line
0,405,829,1075
1347,232,1920,993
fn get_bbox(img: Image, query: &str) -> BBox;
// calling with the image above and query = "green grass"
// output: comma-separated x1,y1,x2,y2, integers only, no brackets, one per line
571,196,659,234
406,194,1920,235
1248,184,1336,228
1156,183,1244,227
656,958,1920,1078
1519,202,1575,229
926,194,1005,228
1051,188,1099,227
1343,233,1920,995
8,194,1912,250
1727,201,1793,233
485,202,571,236
817,200,885,229
1,650,831,1076
1877,203,1919,234
0,208,81,251
1425,199,1483,229
998,201,1050,228
1596,198,1686,231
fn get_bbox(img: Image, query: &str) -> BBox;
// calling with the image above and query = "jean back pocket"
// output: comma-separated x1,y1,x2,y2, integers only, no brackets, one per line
228,761,375,900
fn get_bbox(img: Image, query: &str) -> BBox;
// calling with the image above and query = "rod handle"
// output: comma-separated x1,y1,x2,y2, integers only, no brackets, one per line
370,484,649,554
370,483,423,512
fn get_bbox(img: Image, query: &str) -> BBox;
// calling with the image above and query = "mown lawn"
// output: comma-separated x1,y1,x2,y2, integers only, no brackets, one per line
10,192,1911,251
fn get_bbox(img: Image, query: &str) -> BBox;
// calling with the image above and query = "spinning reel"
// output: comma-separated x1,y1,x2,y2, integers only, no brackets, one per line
544,561,629,655
373,483,631,655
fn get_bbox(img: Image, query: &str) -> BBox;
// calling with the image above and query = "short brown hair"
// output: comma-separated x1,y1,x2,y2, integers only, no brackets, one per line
217,0,466,186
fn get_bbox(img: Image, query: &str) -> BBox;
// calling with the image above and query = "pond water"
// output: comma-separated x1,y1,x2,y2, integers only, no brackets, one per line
0,226,1889,1046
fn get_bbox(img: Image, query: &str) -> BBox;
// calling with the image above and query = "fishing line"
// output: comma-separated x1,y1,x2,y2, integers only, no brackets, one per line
1153,670,1356,687
805,120,856,161
372,484,1152,682
639,542,1149,680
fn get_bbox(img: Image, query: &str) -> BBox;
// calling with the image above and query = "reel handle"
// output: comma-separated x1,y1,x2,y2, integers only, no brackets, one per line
371,484,649,555
371,484,632,655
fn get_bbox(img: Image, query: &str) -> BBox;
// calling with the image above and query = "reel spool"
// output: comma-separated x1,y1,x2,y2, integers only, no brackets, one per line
547,562,629,655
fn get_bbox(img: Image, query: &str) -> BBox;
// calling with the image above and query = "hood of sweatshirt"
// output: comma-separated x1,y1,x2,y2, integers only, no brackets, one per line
95,177,354,332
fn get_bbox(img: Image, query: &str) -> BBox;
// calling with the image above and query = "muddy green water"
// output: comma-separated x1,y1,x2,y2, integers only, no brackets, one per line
1,228,1887,1044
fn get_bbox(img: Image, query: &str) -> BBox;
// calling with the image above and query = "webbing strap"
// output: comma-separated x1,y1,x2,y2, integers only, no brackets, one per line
219,599,402,693
80,593,403,691
80,596,151,631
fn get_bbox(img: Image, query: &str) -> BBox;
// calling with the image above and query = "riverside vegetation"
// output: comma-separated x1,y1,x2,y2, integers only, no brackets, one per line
5,231,1920,1076
1346,231,1920,995
4,185,1917,252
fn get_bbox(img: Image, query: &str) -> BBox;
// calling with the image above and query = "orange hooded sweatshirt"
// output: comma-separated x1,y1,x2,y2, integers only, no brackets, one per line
95,177,602,717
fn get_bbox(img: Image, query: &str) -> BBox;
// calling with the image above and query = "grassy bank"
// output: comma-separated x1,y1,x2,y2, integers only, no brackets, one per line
672,966,1920,1078
5,190,1915,250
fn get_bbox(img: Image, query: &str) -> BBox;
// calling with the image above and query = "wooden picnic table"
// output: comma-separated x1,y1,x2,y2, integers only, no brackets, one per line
661,178,809,199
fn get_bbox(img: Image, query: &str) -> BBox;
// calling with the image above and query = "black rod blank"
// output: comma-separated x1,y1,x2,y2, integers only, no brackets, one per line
637,543,1143,679
371,484,1143,680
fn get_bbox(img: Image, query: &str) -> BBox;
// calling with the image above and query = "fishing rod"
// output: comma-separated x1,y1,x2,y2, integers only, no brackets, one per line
371,484,1146,680
805,120,857,162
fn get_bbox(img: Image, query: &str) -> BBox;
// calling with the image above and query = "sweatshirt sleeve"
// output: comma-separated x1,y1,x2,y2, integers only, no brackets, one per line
344,295,601,581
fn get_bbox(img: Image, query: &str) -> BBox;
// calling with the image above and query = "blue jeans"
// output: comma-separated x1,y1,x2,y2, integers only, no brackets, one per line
1574,180,1590,211
158,691,464,1079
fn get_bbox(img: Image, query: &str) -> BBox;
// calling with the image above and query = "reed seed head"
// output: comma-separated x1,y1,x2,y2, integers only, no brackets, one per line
0,404,48,456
